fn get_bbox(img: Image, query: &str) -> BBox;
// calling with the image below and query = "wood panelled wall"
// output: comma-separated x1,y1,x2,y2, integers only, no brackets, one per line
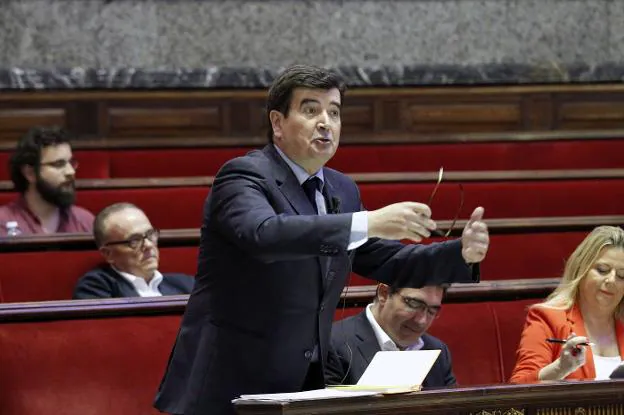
1,84,624,144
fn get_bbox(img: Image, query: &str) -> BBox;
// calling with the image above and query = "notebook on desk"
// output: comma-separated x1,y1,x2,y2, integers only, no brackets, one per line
328,349,441,394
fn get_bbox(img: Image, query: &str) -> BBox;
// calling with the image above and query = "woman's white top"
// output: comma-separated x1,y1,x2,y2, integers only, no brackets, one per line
593,353,622,380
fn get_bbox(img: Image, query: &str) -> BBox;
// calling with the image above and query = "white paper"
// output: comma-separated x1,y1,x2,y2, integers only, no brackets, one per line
356,349,441,388
232,388,379,403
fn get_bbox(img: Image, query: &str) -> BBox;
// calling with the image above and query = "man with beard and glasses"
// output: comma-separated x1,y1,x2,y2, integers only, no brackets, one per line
325,283,456,388
0,126,94,236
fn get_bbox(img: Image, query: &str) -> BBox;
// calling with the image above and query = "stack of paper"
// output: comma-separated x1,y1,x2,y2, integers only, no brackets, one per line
232,388,379,403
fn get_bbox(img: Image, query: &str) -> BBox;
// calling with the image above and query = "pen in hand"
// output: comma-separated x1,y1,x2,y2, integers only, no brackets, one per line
546,338,594,347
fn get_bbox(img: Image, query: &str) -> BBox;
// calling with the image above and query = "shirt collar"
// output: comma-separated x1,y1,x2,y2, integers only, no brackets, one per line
365,303,424,352
113,266,164,291
273,144,325,189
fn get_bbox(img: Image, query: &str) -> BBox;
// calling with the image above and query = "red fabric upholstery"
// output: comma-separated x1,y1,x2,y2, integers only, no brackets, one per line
327,140,624,173
0,150,110,181
0,315,180,415
2,139,622,180
109,148,251,178
491,299,540,381
0,247,197,303
428,302,503,385
359,180,624,218
74,187,209,229
1,179,621,228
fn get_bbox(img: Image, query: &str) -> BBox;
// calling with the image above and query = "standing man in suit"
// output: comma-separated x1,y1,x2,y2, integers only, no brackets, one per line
73,203,194,299
154,64,490,415
325,283,455,388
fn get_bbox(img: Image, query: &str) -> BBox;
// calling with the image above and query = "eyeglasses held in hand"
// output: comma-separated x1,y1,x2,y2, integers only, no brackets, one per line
428,167,464,238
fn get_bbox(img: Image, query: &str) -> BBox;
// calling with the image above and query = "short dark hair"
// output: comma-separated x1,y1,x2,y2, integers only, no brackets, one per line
375,283,450,302
9,126,73,193
265,64,347,142
93,202,141,248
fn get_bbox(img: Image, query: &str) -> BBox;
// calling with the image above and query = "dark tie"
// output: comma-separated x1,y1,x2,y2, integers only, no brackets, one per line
302,176,322,213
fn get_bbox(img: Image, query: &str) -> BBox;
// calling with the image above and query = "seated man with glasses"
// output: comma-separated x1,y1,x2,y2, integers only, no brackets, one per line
0,126,94,236
325,282,455,388
73,203,194,299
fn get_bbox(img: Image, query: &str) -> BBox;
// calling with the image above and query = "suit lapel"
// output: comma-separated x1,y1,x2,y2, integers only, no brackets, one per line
354,312,382,369
567,305,595,379
262,145,316,216
158,277,175,295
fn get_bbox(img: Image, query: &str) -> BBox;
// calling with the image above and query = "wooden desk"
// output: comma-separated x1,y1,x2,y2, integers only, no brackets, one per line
234,380,624,415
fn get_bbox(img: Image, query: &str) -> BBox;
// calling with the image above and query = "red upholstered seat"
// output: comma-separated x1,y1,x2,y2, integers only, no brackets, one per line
0,314,180,415
0,247,197,303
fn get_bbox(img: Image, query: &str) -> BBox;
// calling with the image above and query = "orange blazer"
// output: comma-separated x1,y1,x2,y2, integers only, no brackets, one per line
510,303,624,383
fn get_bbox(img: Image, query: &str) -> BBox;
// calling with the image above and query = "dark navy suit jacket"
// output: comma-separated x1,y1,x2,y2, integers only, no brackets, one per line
325,310,456,388
154,144,477,415
73,264,194,299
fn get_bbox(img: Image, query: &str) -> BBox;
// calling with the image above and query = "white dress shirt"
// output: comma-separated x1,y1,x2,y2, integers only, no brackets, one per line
365,303,424,351
273,144,368,250
113,267,164,297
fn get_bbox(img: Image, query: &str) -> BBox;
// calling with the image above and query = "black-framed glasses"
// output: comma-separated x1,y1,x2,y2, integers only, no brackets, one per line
103,228,160,250
40,158,79,170
400,295,442,319
428,167,464,238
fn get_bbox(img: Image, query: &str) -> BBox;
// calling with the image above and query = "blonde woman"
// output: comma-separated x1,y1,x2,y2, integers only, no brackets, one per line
510,226,624,383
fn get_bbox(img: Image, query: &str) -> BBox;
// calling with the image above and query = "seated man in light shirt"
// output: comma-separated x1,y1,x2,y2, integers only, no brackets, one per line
73,203,194,299
325,282,456,388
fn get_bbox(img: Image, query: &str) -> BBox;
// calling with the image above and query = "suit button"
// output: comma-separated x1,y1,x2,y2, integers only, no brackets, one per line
328,271,336,278
320,303,325,311
304,350,312,359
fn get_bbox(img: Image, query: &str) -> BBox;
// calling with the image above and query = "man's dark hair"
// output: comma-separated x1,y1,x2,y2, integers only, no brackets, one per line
265,64,347,142
9,126,73,193
375,283,450,302
93,202,141,248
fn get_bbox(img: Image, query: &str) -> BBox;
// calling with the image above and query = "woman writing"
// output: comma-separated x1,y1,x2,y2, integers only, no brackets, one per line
511,226,624,383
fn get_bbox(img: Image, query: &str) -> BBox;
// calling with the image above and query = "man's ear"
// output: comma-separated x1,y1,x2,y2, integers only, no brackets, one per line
269,110,284,142
21,164,36,185
377,284,390,306
99,246,115,264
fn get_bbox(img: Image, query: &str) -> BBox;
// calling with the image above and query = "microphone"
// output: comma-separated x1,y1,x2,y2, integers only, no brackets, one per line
330,197,342,214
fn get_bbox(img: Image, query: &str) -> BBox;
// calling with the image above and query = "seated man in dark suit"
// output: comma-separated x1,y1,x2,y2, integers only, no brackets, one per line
325,282,455,388
73,202,194,299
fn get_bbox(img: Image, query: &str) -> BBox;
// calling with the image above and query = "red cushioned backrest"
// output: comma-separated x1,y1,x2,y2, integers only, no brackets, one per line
358,180,624,218
102,140,624,178
109,148,252,178
328,140,624,173
0,314,180,415
2,180,623,227
74,187,209,229
478,232,585,280
427,302,503,386
491,299,543,382
0,150,110,181
0,247,197,303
